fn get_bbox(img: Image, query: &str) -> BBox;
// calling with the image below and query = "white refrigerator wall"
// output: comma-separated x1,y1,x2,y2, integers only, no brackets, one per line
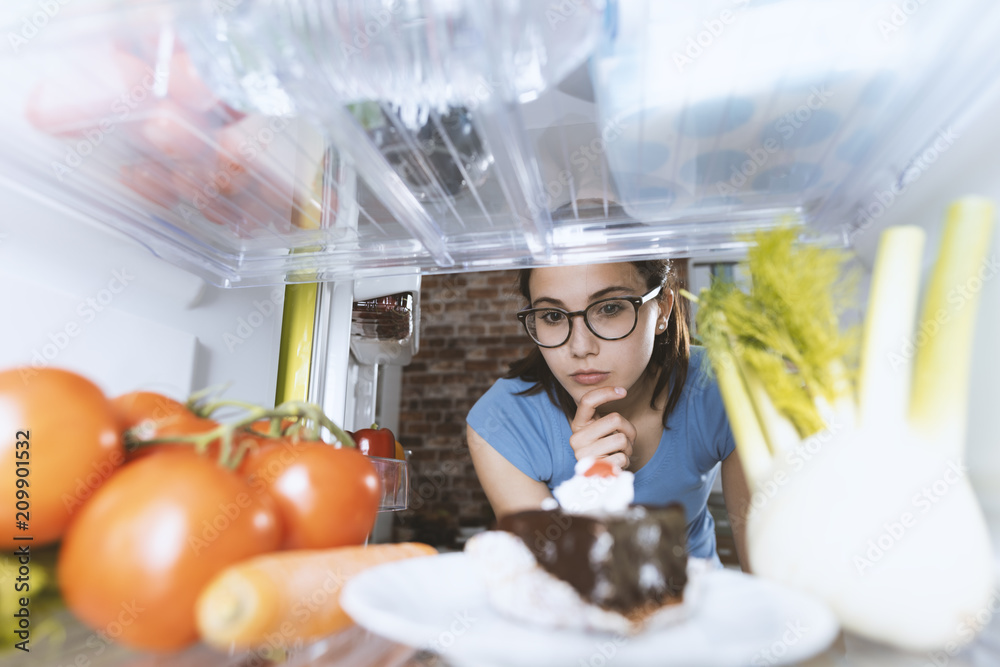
0,179,283,405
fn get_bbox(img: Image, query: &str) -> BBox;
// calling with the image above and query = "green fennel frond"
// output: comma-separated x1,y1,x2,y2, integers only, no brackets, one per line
693,226,859,438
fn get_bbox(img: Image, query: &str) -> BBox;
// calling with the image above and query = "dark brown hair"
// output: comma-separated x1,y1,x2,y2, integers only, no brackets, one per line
505,260,691,429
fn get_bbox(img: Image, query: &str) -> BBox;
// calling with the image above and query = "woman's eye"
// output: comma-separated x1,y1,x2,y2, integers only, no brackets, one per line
538,310,565,325
597,302,625,316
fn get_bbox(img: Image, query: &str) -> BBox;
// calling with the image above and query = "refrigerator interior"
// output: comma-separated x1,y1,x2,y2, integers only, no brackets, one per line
0,177,284,407
3,0,1000,665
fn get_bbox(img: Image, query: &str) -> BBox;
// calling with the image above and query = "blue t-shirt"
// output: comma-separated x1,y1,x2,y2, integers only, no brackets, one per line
466,346,736,564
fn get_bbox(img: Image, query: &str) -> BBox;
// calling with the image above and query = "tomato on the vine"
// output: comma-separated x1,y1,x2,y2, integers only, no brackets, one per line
58,449,281,651
111,391,221,462
0,368,122,548
246,417,299,437
109,390,189,432
127,413,221,462
243,441,381,549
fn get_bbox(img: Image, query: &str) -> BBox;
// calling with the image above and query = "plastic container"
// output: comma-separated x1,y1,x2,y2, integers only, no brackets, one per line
369,455,410,512
3,0,1000,286
589,0,1000,237
180,0,608,119
0,1,356,287
0,0,610,285
179,0,610,274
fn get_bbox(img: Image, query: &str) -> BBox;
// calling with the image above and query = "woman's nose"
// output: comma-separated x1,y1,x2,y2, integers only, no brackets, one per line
566,316,599,357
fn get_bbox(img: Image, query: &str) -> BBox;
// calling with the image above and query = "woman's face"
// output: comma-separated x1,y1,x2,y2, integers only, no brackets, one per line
527,263,672,408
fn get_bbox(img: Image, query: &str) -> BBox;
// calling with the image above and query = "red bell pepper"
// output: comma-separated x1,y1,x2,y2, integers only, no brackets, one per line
351,423,396,459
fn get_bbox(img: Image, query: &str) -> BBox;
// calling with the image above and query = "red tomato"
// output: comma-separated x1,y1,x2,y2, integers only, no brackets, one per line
110,391,220,462
137,101,212,162
246,417,298,437
231,428,285,473
24,47,150,137
244,441,381,549
119,162,178,209
126,413,222,462
110,390,188,432
0,368,122,548
166,49,223,115
58,450,282,651
170,162,240,228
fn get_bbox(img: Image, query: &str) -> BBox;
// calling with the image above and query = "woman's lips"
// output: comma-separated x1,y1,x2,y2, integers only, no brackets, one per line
571,371,610,386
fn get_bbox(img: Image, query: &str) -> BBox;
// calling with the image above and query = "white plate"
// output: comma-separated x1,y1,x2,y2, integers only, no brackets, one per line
341,552,839,667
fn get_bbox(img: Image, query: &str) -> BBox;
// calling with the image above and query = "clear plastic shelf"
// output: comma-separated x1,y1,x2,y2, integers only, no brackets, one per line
2,0,1000,285
588,0,1000,238
0,2,356,286
0,609,416,667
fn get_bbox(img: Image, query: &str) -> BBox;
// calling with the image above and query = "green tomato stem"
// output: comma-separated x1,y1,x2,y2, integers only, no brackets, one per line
194,398,271,420
185,383,233,416
127,398,357,471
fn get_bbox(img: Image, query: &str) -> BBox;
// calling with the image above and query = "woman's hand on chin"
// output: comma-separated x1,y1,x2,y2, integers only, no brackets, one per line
569,386,636,470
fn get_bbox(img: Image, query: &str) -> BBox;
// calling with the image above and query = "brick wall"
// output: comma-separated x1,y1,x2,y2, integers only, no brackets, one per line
394,263,690,549
394,270,534,546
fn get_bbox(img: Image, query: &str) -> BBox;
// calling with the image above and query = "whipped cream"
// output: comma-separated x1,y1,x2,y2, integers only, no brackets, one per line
552,456,635,516
464,530,635,635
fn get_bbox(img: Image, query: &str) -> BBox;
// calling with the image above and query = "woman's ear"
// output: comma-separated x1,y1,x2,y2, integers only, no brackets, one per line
657,288,674,332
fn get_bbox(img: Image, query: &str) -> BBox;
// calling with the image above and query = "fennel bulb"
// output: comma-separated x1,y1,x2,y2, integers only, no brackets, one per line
697,198,997,651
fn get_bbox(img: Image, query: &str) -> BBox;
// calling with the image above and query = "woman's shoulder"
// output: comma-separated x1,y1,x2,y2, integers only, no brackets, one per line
683,345,716,393
679,345,729,427
478,375,540,402
678,345,736,463
469,376,557,418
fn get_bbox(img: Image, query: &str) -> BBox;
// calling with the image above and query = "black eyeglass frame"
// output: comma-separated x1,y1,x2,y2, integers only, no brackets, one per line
516,285,663,348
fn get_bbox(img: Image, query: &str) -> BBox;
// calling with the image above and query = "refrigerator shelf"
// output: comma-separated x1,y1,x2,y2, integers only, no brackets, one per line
0,609,417,667
2,0,1000,286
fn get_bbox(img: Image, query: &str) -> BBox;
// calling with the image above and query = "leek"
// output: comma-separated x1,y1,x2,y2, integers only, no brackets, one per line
694,199,997,651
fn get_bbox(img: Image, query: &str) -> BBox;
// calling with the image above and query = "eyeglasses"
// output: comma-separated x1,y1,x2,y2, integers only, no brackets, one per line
516,285,662,348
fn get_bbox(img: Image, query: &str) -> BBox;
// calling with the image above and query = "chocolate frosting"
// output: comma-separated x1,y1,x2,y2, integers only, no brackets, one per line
497,504,688,615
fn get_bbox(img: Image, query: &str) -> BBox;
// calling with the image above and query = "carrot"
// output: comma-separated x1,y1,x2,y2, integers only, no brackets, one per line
195,542,437,650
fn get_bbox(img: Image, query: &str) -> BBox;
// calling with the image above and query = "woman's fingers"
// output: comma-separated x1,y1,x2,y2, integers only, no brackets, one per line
572,411,637,446
569,413,636,461
569,429,633,460
606,451,630,471
571,386,627,432
570,386,634,469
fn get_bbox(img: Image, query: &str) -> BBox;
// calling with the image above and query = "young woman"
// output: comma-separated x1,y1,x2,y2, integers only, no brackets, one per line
466,259,750,569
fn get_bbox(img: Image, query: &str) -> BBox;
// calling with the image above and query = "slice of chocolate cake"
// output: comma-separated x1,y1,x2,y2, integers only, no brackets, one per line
497,503,688,620
465,457,698,634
